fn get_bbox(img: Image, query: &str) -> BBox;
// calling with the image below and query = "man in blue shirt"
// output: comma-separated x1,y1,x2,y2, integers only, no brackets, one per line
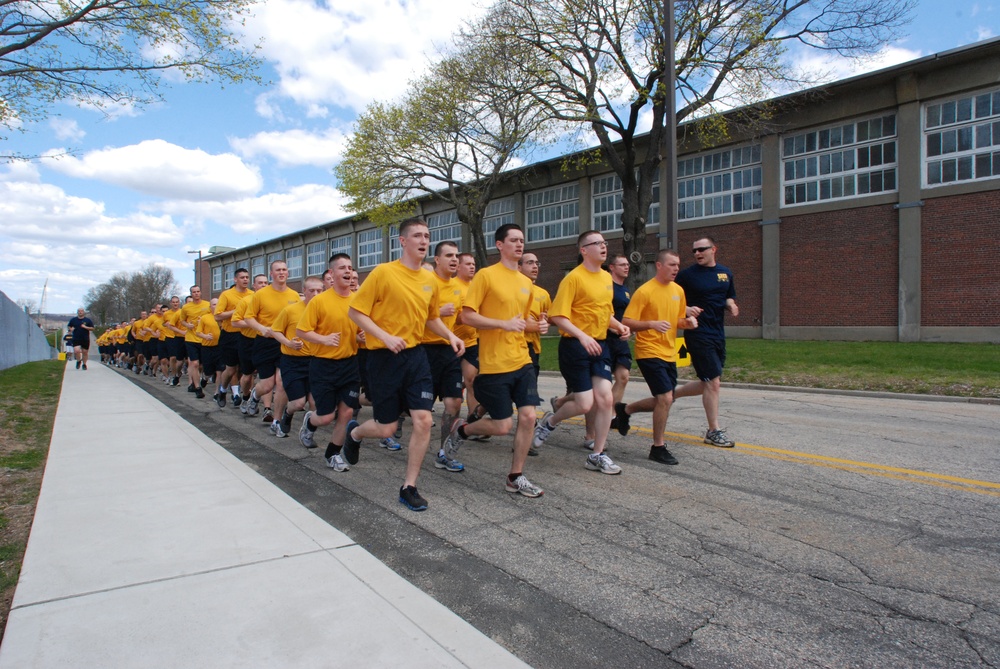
674,237,738,448
67,308,95,370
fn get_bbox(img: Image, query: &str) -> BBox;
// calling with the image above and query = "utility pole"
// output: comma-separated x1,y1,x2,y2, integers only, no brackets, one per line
658,0,677,252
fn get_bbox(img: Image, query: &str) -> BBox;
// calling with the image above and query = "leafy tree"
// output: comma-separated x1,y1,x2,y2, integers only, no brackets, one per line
334,22,550,267
476,0,915,286
0,0,261,142
84,263,178,324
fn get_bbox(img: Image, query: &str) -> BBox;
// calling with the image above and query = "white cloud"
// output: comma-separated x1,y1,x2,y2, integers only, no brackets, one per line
976,27,994,41
245,0,487,115
790,45,923,89
230,126,350,167
41,139,263,201
50,118,86,142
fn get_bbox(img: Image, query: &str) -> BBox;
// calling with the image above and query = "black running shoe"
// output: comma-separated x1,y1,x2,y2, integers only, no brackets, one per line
187,383,196,393
194,387,205,399
261,407,273,423
398,485,428,512
214,391,226,408
614,402,631,436
343,420,361,465
648,445,679,465
200,377,208,389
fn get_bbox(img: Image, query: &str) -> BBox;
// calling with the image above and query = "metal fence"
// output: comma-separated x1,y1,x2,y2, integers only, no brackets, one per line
0,290,57,371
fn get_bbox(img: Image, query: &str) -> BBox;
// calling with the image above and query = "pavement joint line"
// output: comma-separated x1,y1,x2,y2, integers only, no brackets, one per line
561,417,1000,495
9,547,349,613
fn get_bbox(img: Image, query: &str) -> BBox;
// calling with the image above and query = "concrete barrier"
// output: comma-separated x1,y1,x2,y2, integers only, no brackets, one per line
0,291,57,371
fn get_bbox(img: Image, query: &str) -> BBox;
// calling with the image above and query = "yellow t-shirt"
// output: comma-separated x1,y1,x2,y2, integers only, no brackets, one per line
525,284,552,355
215,287,254,333
196,313,221,348
452,278,478,348
232,296,257,339
131,319,147,342
623,278,687,362
147,314,165,341
297,290,359,360
549,264,614,339
462,263,533,375
162,309,180,338
245,285,302,329
419,273,463,345
180,300,212,343
271,301,311,357
349,260,440,351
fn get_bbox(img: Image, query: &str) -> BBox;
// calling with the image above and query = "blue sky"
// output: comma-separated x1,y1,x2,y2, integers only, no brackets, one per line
0,0,995,314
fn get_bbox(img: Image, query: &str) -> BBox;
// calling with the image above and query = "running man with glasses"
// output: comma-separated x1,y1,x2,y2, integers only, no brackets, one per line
673,236,739,448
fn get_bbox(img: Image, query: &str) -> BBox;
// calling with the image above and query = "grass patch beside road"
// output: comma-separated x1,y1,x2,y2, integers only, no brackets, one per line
0,360,63,643
539,337,999,398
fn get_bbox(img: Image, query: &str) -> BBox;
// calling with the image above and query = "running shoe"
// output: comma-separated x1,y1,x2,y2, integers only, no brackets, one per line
434,454,465,472
398,485,428,511
245,394,259,416
325,453,349,472
76,360,81,369
232,392,242,408
614,402,631,436
704,429,735,448
648,445,679,465
394,416,403,439
261,407,273,423
532,412,556,448
444,417,466,461
214,391,226,408
343,420,361,465
585,452,622,475
270,420,289,438
505,475,543,498
379,436,402,451
298,411,317,449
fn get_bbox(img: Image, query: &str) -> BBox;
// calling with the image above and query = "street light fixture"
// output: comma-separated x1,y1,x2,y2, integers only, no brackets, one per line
187,249,203,292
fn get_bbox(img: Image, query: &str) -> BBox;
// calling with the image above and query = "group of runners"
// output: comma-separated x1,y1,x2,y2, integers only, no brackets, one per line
82,219,737,512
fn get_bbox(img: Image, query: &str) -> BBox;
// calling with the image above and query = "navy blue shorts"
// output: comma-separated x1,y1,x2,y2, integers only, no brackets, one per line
473,364,540,420
279,354,311,402
422,344,464,400
168,338,187,360
185,341,202,362
529,349,540,380
607,334,632,371
366,347,433,424
356,348,369,395
636,358,678,397
238,334,256,375
158,340,170,359
252,336,281,379
200,346,222,375
72,337,90,350
685,336,726,381
219,330,241,368
462,343,479,369
309,357,361,416
557,337,612,393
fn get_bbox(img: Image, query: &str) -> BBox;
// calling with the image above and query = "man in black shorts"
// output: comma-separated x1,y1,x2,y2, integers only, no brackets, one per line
67,308,95,370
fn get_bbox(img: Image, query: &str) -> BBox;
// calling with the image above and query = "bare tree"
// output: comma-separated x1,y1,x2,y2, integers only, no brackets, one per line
1,0,262,146
482,0,914,286
15,297,38,314
334,19,550,267
85,263,177,324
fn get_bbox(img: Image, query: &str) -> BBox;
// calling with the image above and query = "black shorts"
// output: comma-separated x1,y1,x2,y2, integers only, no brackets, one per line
462,343,480,369
157,340,170,359
279,354,312,402
253,337,281,379
168,338,187,360
557,337,612,393
366,347,433,424
142,340,155,358
636,358,678,397
422,344,464,400
238,334,256,376
185,341,203,362
685,336,726,381
473,364,540,420
72,337,90,351
309,356,361,416
201,346,222,375
356,348,369,395
529,349,540,380
219,330,241,368
606,334,632,371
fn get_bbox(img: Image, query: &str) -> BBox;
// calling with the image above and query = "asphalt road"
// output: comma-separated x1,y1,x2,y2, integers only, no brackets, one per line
119,367,1000,669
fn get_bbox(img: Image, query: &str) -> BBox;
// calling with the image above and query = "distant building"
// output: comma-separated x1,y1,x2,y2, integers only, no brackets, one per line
198,38,1000,343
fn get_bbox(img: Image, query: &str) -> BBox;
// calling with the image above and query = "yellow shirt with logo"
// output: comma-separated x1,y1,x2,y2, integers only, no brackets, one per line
462,263,533,375
297,290,358,360
349,260,440,351
452,278,478,348
245,285,302,329
419,273,463,345
196,313,221,348
232,296,257,339
180,301,212,343
216,287,254,333
162,309,180,338
525,284,551,355
549,264,614,340
271,301,312,357
623,278,687,362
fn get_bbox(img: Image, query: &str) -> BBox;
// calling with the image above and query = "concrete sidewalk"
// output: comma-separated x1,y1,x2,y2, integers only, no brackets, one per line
0,362,530,668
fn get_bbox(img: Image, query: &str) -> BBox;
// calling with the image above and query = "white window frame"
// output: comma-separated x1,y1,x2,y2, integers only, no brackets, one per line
358,229,382,269
591,168,661,231
678,146,761,220
223,263,235,289
426,210,462,250
329,234,352,262
781,115,897,207
211,265,222,292
285,247,303,280
483,197,515,247
251,257,265,280
924,88,1000,186
388,225,402,260
306,242,327,276
525,184,579,243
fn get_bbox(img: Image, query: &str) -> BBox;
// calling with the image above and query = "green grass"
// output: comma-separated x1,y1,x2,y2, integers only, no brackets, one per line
538,337,999,398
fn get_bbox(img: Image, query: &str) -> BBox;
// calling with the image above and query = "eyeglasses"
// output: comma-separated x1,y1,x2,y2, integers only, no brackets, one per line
692,246,713,253
583,240,608,248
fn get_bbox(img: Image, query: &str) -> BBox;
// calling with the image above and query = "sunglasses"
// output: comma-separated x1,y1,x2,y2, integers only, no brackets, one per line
692,246,713,253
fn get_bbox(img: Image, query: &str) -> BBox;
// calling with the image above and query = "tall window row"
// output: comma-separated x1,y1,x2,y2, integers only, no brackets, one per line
925,88,1000,185
526,184,580,242
592,169,661,231
679,146,761,220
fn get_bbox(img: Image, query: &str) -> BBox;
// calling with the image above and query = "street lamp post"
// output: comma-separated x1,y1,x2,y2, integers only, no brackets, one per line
659,0,677,252
187,249,202,292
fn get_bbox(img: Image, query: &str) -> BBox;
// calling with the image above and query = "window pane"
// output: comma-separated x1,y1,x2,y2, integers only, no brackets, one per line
926,104,941,128
957,97,973,123
976,94,991,119
957,156,973,180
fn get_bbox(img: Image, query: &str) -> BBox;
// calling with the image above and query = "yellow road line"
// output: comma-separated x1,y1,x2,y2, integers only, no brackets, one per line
562,417,1000,496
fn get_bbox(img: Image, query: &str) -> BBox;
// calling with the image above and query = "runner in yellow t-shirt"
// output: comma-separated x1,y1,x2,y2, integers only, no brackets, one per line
518,252,551,381
194,298,223,400
179,286,212,398
453,252,480,420
231,273,268,409
214,267,254,408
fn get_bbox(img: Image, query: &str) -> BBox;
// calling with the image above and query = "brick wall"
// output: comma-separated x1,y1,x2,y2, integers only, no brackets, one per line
679,222,763,328
921,191,1000,327
779,206,898,327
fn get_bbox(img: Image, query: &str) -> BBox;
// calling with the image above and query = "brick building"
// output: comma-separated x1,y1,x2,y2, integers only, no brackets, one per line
199,38,1000,343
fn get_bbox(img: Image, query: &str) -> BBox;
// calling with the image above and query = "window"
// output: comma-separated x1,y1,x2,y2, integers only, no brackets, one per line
782,115,896,206
329,235,352,261
592,169,661,231
525,184,579,242
306,242,327,276
427,210,462,249
211,265,222,292
388,225,402,260
925,88,1000,185
267,252,284,271
223,263,235,289
251,257,264,280
286,247,303,280
358,229,382,268
679,146,762,219
483,197,515,246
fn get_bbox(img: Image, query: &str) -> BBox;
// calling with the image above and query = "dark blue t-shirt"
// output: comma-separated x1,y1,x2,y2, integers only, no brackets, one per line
68,316,94,342
607,281,631,337
675,263,735,341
